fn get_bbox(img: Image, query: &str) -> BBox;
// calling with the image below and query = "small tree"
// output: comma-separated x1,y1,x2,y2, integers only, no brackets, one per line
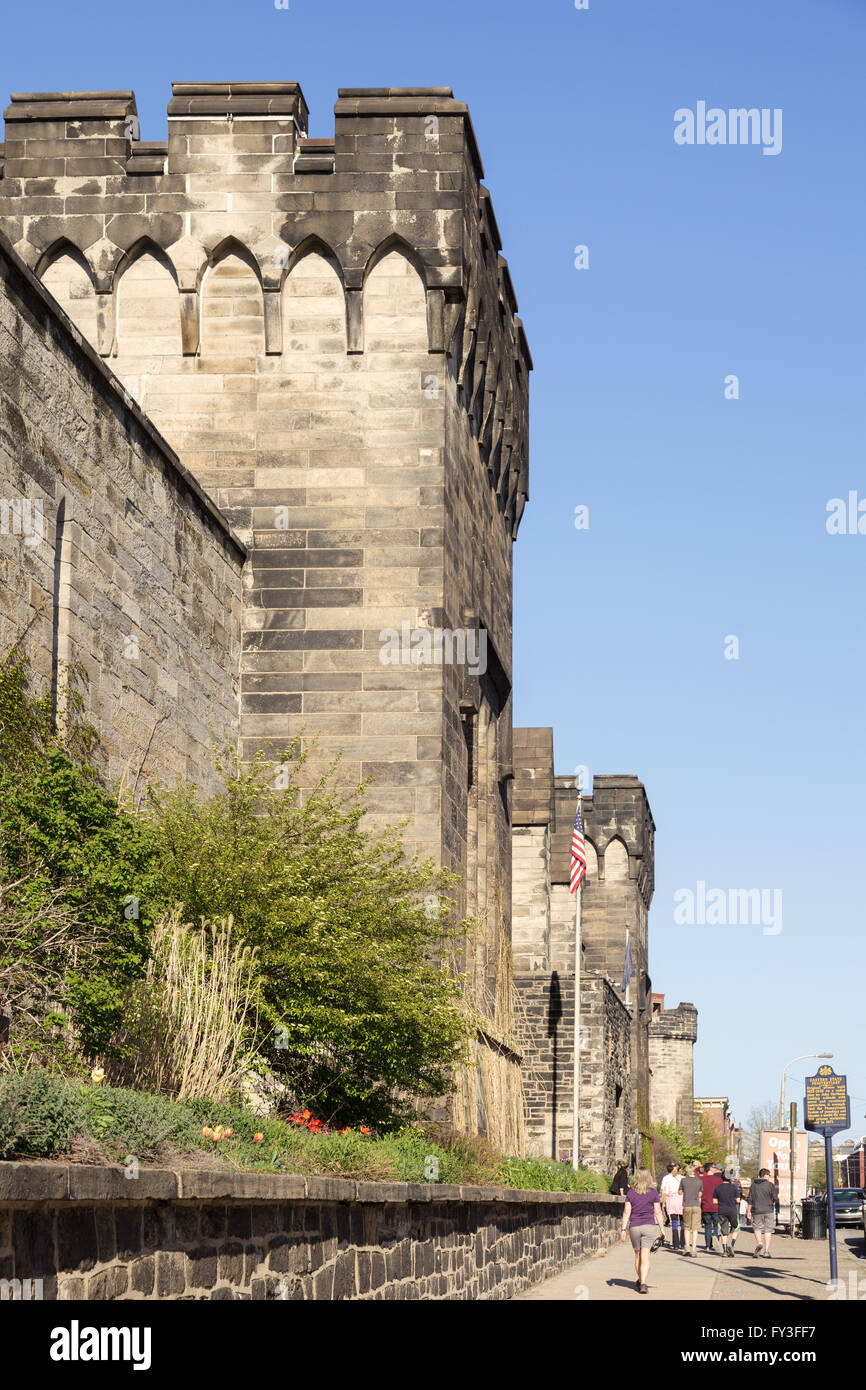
146,745,473,1128
739,1101,779,1179
681,1114,727,1168
651,1119,688,1170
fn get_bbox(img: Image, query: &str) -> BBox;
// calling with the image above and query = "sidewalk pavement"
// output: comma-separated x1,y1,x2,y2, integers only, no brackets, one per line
512,1223,865,1301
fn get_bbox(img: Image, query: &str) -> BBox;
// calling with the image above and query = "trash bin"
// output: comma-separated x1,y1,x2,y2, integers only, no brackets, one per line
801,1199,827,1240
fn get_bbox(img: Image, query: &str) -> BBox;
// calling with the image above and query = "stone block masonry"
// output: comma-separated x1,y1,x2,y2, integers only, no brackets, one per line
514,972,575,1163
0,82,533,1142
648,1001,698,1137
0,82,531,886
0,233,244,792
563,776,656,1161
0,1163,622,1301
579,975,633,1174
512,736,682,1171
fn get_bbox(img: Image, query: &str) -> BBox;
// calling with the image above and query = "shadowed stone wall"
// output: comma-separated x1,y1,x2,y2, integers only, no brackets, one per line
579,974,633,1174
515,971,576,1163
0,1163,621,1301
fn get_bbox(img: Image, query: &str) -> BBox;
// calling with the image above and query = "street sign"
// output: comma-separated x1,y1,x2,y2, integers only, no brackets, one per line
803,1064,850,1285
803,1065,850,1137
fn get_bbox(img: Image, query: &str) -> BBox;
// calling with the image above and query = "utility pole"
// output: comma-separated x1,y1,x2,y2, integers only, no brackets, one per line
789,1101,797,1236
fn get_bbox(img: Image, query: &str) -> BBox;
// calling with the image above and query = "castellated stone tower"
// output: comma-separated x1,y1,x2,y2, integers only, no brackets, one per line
579,775,655,1149
512,746,673,1171
648,1000,698,1137
0,82,531,1143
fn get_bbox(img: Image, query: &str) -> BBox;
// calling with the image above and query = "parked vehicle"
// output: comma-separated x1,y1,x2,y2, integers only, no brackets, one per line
819,1187,866,1227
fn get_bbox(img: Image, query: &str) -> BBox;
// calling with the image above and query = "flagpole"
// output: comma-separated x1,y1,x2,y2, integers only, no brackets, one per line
624,924,630,1003
572,796,582,1171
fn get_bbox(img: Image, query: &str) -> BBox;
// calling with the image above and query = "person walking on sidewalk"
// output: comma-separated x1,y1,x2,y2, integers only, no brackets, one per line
728,1172,743,1251
700,1162,723,1252
610,1158,630,1196
715,1171,741,1257
620,1169,666,1293
748,1168,778,1258
661,1163,684,1249
679,1162,704,1257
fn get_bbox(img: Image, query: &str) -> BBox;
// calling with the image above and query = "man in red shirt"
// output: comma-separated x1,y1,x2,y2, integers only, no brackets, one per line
700,1163,723,1252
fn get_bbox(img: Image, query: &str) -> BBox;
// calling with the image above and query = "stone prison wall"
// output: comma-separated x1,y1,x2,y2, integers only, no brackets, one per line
0,232,244,792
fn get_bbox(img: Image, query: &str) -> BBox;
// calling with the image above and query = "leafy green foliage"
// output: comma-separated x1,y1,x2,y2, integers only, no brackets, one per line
145,746,472,1128
0,1070,603,1193
0,1068,84,1157
1,645,472,1124
0,654,159,1062
651,1115,728,1169
651,1119,688,1170
498,1155,607,1192
684,1114,728,1167
79,1084,204,1160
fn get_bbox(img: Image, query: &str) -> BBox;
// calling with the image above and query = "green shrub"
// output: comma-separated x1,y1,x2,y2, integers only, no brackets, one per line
498,1156,582,1192
78,1084,203,1160
0,1069,84,1157
383,1128,464,1185
146,745,472,1127
306,1129,394,1179
0,655,159,1065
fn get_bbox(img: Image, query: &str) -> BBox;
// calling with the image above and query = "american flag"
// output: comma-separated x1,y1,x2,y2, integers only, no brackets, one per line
569,801,587,894
622,935,634,991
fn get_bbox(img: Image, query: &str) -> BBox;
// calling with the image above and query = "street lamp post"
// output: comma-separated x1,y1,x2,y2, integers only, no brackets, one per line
778,1053,833,1129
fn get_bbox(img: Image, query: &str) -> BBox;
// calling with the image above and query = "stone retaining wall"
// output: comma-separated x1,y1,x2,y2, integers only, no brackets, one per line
0,1162,621,1301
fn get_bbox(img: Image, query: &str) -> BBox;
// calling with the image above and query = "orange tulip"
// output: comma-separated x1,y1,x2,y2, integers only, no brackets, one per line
360,1126,371,1135
253,1133,264,1143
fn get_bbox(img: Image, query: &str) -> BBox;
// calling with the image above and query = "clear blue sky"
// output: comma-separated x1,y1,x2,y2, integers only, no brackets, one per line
3,0,864,1141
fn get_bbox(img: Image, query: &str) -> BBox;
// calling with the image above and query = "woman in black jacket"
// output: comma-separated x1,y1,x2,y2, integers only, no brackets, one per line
610,1159,630,1195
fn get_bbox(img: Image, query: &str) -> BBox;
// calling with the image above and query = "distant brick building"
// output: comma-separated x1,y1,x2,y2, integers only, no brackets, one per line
695,1096,739,1156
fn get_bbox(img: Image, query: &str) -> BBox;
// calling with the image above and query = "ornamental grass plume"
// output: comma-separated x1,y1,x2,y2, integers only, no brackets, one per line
121,909,260,1101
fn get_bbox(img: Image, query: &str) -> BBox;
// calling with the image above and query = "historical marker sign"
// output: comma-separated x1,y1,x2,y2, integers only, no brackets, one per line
803,1064,850,1284
803,1065,850,1137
